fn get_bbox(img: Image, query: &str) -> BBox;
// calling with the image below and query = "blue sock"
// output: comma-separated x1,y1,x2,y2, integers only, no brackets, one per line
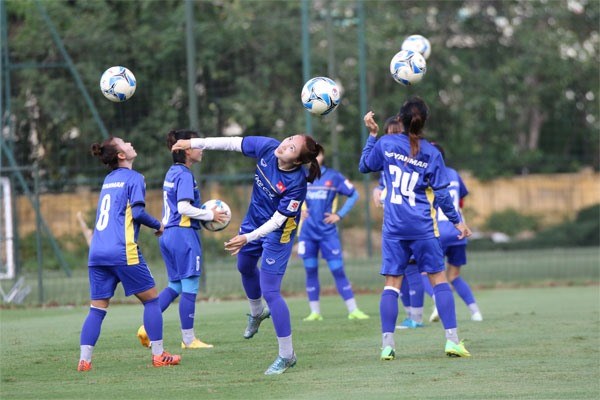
451,276,476,306
80,307,107,346
380,288,399,333
305,266,320,302
260,271,290,337
143,298,163,341
237,253,262,300
330,265,354,301
433,283,457,330
158,287,179,312
422,274,434,298
399,277,411,308
179,292,196,330
405,265,424,308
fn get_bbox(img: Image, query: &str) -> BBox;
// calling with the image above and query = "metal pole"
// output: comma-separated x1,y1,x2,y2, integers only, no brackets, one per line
357,0,372,257
34,166,44,304
301,0,312,135
326,3,340,171
185,0,199,131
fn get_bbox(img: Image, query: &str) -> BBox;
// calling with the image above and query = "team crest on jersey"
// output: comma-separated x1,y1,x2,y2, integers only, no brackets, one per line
325,180,333,187
260,158,267,167
265,258,276,265
276,181,286,192
287,200,301,212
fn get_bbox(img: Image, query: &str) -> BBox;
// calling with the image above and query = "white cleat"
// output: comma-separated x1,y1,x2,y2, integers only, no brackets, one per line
429,306,440,322
471,311,483,322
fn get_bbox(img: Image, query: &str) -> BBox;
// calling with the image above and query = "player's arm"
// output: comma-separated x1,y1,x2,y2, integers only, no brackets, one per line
324,190,359,224
178,200,227,223
224,211,288,256
172,137,243,152
131,203,163,236
76,211,93,247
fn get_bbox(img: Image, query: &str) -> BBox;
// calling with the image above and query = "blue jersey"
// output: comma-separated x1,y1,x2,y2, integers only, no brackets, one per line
161,164,201,230
299,166,355,240
359,134,460,240
437,167,468,247
240,136,307,244
88,168,148,266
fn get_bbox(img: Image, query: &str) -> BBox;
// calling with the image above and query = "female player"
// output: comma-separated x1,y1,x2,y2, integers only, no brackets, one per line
136,130,228,350
297,147,369,321
360,97,472,360
172,134,322,375
78,136,180,371
425,142,483,323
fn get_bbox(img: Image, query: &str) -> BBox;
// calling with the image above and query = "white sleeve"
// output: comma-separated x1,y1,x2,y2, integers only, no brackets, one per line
243,211,288,243
190,137,243,152
178,200,214,221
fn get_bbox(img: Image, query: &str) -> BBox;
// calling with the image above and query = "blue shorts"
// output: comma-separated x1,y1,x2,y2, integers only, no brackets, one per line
88,263,156,299
240,236,294,275
444,244,467,267
381,235,445,276
297,234,343,261
159,227,202,281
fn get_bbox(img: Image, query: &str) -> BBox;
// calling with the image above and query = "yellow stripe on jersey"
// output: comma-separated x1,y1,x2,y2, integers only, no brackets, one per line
331,194,339,214
180,215,191,227
125,201,140,265
280,217,297,244
425,187,440,237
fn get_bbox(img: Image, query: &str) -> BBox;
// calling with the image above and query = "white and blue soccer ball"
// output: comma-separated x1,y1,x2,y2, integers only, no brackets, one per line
301,76,341,115
401,34,431,60
99,66,137,102
200,199,232,232
389,50,427,86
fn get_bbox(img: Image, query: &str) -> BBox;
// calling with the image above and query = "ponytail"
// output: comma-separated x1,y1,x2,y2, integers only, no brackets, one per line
398,97,429,157
90,136,119,170
167,129,199,163
298,135,323,183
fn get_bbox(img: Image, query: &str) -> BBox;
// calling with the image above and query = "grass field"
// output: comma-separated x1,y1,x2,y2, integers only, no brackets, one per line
1,286,599,399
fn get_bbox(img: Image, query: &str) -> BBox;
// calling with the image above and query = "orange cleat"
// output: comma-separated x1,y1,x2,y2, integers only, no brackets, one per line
77,360,92,372
152,351,181,367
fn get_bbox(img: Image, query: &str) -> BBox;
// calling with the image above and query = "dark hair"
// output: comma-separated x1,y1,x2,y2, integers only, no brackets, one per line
167,129,199,163
297,135,323,183
90,136,120,170
398,96,429,157
430,141,446,161
383,116,402,134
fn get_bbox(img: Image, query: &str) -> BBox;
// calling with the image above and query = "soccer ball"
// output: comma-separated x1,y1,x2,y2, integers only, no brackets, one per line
389,50,427,86
301,76,341,115
401,34,431,60
200,199,232,232
99,66,136,102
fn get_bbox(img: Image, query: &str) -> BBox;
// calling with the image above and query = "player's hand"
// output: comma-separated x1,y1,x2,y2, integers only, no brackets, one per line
224,235,247,256
171,139,191,152
323,212,341,224
454,222,472,240
154,222,165,237
372,188,383,208
364,111,379,137
212,206,229,224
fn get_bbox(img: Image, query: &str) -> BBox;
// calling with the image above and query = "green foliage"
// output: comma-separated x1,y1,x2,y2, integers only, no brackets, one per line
483,208,540,236
3,0,599,189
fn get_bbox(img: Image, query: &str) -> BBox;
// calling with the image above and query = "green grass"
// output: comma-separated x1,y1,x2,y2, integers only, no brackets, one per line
1,286,599,399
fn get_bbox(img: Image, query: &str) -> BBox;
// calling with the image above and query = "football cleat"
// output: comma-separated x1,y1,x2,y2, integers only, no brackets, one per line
429,306,440,322
77,360,92,372
396,318,424,330
152,351,181,367
243,307,271,339
303,312,324,321
471,311,483,322
445,340,471,357
137,325,150,348
264,354,297,375
348,309,370,320
380,345,396,361
182,338,214,349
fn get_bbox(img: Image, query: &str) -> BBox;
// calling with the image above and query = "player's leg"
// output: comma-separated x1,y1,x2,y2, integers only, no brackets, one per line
157,232,181,312
179,277,213,348
397,261,424,328
446,246,482,321
78,266,116,371
399,275,412,319
298,239,322,320
323,237,369,320
414,239,470,357
238,246,270,339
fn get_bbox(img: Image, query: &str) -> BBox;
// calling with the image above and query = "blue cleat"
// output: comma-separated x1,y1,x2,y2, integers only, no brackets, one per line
243,307,271,339
264,354,297,375
396,318,424,330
